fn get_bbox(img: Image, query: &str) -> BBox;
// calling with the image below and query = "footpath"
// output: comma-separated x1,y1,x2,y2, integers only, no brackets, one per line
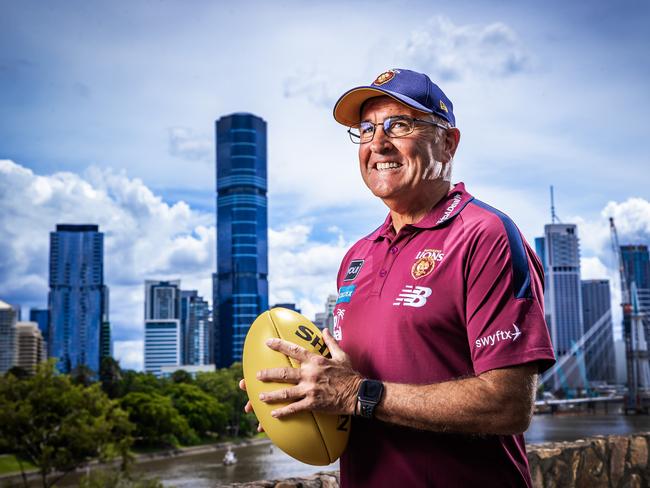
0,436,270,487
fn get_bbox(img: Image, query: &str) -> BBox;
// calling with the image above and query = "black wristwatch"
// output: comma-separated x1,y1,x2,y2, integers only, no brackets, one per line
357,379,384,418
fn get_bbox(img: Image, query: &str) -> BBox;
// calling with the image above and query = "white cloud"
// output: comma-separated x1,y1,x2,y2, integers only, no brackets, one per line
394,16,530,81
268,224,348,321
168,127,212,162
283,67,338,108
114,340,143,371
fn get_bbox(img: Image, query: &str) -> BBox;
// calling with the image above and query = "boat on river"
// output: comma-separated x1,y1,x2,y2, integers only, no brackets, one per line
223,447,237,465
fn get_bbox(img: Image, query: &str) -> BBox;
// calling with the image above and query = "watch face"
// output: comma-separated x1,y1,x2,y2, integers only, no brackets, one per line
361,380,383,401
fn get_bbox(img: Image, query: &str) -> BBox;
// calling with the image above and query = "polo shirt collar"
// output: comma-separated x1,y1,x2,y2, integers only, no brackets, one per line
364,182,474,241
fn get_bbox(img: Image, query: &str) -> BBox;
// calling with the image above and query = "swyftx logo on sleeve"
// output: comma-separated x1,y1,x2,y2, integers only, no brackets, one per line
475,324,522,348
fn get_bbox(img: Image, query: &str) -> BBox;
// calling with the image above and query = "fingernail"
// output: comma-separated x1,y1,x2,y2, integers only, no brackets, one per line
271,410,278,417
259,393,265,401
256,371,261,379
265,338,275,346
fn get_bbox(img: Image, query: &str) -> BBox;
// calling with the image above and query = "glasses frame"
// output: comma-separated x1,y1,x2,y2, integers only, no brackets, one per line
347,115,449,144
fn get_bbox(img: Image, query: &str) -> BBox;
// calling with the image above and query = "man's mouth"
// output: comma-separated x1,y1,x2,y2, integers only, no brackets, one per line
375,162,402,171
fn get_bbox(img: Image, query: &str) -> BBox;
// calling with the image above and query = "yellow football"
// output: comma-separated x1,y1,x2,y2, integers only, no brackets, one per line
242,307,351,465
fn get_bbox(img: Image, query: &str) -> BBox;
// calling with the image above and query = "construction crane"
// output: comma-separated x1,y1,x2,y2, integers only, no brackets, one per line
610,217,650,413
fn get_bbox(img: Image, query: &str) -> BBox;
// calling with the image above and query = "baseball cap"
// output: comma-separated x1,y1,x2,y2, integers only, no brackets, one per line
333,68,455,127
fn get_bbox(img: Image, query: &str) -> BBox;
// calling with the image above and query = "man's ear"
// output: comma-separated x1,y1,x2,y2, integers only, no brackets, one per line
443,128,461,162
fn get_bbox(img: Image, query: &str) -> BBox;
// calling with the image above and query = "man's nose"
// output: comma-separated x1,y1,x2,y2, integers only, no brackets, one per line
369,125,393,153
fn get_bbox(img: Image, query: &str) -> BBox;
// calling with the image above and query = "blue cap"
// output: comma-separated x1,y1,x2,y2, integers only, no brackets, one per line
333,68,455,127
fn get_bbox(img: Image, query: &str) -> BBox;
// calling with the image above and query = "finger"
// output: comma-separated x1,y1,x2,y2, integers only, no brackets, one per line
322,327,347,361
266,338,312,363
257,423,265,433
271,398,312,418
244,400,254,414
259,385,304,403
239,379,247,391
257,367,300,384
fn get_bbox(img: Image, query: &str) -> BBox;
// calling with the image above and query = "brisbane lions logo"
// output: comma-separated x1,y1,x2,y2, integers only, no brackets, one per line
411,249,445,279
373,69,398,86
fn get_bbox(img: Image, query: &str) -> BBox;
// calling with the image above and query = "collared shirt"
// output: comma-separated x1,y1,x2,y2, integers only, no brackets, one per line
335,182,555,487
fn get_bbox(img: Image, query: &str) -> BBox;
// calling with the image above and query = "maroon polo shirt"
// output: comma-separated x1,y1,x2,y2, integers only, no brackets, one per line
334,182,555,487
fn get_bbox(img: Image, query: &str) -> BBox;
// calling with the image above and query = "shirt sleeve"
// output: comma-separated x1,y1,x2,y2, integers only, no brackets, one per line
465,216,556,375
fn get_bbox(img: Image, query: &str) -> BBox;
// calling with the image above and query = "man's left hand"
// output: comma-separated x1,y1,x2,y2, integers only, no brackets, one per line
256,328,362,418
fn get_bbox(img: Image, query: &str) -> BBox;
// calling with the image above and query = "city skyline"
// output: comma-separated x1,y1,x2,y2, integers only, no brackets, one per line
1,0,649,370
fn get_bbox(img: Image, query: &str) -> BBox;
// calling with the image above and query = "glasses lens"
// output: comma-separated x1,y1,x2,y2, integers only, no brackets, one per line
357,122,375,143
385,117,414,137
348,127,362,143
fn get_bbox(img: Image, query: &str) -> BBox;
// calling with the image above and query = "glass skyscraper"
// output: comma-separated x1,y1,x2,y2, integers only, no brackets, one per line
540,223,584,357
621,245,650,330
581,279,615,383
48,224,109,374
213,113,269,368
181,290,212,366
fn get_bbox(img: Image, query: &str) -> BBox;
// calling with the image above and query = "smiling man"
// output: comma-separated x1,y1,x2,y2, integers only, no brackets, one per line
248,68,556,487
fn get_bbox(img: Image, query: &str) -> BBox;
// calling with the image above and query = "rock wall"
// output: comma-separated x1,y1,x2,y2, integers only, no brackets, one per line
224,433,650,488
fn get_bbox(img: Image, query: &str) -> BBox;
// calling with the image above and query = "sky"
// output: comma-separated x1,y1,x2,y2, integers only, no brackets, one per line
1,0,649,371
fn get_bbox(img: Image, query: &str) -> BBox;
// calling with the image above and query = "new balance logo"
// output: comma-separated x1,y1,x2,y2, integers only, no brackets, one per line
475,324,522,348
393,285,432,307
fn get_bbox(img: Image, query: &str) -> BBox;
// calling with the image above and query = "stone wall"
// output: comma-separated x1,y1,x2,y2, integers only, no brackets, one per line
224,433,650,488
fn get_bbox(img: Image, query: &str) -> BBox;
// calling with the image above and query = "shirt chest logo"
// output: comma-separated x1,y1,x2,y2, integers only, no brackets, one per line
411,249,445,280
393,285,432,307
336,285,356,304
343,259,364,282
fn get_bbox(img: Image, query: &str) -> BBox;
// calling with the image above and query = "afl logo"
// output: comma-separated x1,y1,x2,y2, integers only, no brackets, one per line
373,69,398,86
411,249,444,280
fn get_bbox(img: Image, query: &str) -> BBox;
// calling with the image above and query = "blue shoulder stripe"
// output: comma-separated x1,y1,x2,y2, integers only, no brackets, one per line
470,200,532,299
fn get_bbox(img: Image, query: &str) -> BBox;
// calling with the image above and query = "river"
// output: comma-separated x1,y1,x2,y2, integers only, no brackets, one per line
134,413,650,487
21,413,650,487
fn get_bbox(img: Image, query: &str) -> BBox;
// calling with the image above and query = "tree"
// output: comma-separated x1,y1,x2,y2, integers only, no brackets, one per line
0,360,133,488
71,363,96,387
165,383,229,437
170,369,193,384
100,357,123,399
118,370,161,397
5,365,30,379
120,392,196,447
195,362,256,437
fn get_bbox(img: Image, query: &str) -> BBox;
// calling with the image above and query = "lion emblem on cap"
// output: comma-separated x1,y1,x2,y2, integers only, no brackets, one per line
373,69,398,86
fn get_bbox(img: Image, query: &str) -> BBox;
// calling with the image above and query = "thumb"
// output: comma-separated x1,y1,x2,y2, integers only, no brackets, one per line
322,327,347,361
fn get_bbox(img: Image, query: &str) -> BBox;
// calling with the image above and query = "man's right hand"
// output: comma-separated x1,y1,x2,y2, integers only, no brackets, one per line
239,379,265,432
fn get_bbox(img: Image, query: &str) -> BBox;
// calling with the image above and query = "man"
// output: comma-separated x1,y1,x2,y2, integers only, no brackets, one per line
243,68,555,487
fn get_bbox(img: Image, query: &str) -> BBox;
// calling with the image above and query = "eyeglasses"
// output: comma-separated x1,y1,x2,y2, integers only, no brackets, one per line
347,115,448,144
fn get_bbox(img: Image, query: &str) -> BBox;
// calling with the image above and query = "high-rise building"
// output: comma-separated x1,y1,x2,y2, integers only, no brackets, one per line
144,280,182,377
0,300,17,374
15,321,46,375
29,308,49,344
539,224,584,357
581,279,615,383
313,295,337,333
48,224,109,374
272,303,301,314
181,290,212,366
213,113,269,368
621,245,650,317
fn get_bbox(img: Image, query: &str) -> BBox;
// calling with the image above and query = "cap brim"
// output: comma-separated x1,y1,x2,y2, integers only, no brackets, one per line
333,86,433,126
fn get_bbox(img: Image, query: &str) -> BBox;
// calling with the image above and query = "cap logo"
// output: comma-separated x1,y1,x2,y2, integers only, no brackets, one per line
439,100,448,113
373,70,397,86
